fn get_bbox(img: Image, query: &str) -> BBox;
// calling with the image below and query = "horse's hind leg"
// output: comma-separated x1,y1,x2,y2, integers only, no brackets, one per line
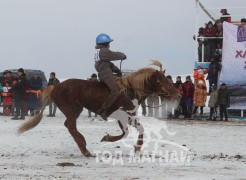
60,105,92,157
64,119,92,157
101,120,129,142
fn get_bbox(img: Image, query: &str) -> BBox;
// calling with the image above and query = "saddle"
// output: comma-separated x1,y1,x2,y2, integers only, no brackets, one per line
115,77,127,92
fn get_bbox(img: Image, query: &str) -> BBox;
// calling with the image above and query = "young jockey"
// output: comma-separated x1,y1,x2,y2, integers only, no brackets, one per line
94,33,127,120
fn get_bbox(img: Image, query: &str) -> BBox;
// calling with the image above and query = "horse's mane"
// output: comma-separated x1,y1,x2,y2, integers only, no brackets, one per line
121,60,163,98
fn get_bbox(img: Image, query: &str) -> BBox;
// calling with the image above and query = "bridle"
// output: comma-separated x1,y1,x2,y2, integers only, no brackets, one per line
121,73,175,108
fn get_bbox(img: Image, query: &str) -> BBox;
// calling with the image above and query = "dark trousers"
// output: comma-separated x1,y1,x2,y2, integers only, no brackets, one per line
101,78,120,110
219,105,228,120
193,106,203,114
49,103,57,116
209,107,217,118
15,100,24,118
183,106,193,118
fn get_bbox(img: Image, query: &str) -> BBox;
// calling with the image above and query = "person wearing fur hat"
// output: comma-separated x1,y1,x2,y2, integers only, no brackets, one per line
11,68,27,120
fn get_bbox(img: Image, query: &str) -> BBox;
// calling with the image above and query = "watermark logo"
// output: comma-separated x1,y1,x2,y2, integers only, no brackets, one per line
93,121,193,166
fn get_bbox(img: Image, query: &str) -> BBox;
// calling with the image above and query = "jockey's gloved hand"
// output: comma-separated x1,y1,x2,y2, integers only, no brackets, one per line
117,71,122,77
122,55,127,60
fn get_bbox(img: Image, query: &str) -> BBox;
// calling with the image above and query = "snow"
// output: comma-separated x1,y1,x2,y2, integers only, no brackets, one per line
0,108,246,179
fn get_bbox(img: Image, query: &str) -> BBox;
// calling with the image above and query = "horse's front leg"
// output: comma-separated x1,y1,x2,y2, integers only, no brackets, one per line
128,117,144,152
101,120,129,142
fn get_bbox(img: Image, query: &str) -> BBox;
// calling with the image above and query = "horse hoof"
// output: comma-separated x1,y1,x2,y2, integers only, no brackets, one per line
84,152,95,157
134,145,141,153
100,134,109,142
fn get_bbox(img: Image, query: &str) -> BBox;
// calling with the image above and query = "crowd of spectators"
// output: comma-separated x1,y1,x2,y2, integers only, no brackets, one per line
142,74,230,121
0,69,60,120
196,9,246,63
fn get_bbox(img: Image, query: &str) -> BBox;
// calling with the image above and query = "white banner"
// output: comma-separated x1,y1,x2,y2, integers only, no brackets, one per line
220,22,246,109
220,22,246,84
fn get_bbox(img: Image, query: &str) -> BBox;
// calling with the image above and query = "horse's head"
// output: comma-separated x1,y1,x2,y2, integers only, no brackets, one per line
149,69,181,101
121,60,181,102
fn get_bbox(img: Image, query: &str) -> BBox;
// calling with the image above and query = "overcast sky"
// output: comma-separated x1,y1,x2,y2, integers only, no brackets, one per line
0,0,245,79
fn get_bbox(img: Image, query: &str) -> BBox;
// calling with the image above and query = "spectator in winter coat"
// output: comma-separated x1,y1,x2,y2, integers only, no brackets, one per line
213,43,222,62
2,70,14,86
207,85,218,121
94,33,126,120
174,76,183,118
191,80,207,120
0,83,2,112
27,70,43,116
214,20,223,48
196,27,208,62
1,81,12,116
204,21,216,62
181,76,195,119
217,83,230,121
220,9,231,23
11,68,27,120
47,72,60,117
207,58,221,93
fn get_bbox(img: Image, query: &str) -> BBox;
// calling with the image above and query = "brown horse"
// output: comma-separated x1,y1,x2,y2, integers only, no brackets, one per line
17,60,180,157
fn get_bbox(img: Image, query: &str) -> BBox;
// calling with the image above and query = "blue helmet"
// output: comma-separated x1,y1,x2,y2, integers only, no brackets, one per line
96,33,113,44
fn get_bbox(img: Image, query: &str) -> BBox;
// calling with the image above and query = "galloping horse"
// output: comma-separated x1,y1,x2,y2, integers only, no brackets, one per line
18,60,180,157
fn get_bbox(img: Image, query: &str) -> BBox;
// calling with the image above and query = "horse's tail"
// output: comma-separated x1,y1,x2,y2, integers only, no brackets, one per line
17,85,55,135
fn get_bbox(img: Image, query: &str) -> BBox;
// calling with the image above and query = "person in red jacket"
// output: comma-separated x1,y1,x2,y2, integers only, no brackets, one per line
1,81,12,116
181,76,195,119
220,9,231,23
204,21,216,62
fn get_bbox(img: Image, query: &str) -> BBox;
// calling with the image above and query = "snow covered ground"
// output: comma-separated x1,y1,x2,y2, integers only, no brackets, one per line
1,108,246,180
